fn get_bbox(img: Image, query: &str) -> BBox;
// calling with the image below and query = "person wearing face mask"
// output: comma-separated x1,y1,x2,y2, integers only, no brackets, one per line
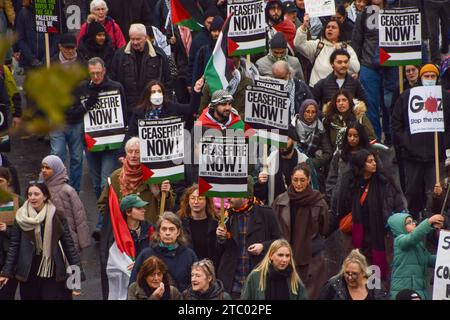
182,259,232,300
241,239,308,300
392,63,450,221
272,163,329,299
254,127,319,206
256,32,305,81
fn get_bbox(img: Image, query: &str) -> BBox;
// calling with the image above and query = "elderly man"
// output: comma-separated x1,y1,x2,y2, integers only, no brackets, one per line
110,23,171,117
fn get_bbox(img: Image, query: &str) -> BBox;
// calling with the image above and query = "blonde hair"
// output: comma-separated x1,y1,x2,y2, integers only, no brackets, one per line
253,239,302,295
338,249,370,278
191,259,216,284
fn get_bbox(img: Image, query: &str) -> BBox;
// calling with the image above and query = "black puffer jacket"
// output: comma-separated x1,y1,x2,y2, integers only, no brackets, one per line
182,279,232,300
319,275,388,300
0,211,82,283
351,5,380,69
110,40,172,112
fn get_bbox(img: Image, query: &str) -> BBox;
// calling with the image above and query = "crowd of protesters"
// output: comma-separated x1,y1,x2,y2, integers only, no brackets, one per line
0,0,448,301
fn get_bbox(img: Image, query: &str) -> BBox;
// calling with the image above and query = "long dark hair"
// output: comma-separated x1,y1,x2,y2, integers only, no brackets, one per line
136,80,170,111
340,122,370,162
325,89,356,122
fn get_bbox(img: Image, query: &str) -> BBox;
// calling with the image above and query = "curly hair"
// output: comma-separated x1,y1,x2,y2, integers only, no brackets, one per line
177,184,216,219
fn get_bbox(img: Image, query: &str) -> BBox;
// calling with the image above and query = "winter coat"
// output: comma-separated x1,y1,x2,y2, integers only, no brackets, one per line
182,217,218,263
216,205,282,293
110,40,171,111
388,213,436,300
200,70,252,117
44,171,91,253
272,191,329,266
129,244,198,292
319,274,388,300
0,210,82,283
241,269,308,300
293,78,315,114
294,26,360,87
313,72,367,107
323,100,376,151
16,5,60,68
0,194,22,267
187,28,210,85
77,17,126,50
127,281,181,300
77,32,115,71
256,54,305,81
391,87,450,162
97,167,176,225
182,280,232,300
130,220,154,257
105,0,152,41
192,43,213,90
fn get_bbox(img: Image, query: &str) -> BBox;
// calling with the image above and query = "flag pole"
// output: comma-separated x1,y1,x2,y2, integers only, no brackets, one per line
435,132,440,186
160,191,167,217
44,33,50,69
399,66,404,94
220,198,225,227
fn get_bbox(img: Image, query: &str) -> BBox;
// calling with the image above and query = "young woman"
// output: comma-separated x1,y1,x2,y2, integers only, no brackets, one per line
272,163,329,299
0,182,82,300
128,256,181,300
241,239,308,300
77,21,115,70
182,259,231,300
129,212,198,292
323,90,376,151
177,184,218,262
319,249,387,300
40,155,90,254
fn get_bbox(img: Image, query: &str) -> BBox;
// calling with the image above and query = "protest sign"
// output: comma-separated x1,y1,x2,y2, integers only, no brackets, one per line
34,0,63,33
83,90,126,152
408,86,443,134
0,196,18,225
139,117,185,184
379,7,422,66
304,0,335,18
245,76,290,147
433,230,450,300
227,0,266,55
0,104,9,152
65,0,88,32
198,135,248,198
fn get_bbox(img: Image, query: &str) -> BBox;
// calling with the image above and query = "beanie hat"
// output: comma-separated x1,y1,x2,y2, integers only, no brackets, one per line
210,16,224,31
395,289,422,300
270,32,287,49
204,6,220,19
419,63,440,78
59,33,77,48
87,21,106,39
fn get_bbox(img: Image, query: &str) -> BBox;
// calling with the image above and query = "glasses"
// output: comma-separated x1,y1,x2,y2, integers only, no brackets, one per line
189,195,206,202
344,271,360,279
28,180,45,185
405,68,418,73
405,220,417,226
192,259,213,276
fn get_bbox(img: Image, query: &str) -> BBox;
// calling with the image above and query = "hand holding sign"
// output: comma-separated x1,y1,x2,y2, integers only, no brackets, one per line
429,214,445,230
160,180,171,193
302,13,310,31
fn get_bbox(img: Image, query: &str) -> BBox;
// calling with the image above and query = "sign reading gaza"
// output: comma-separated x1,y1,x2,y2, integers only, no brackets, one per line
34,0,63,33
138,117,184,183
433,230,450,300
227,0,266,55
408,86,443,134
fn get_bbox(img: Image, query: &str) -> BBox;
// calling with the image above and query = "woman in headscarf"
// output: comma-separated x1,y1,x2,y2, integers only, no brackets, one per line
0,182,82,300
40,155,91,254
77,21,115,70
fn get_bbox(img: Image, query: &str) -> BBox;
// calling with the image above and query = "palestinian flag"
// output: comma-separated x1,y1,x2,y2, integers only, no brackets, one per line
106,178,135,300
194,107,244,132
171,0,204,31
141,163,184,184
204,14,237,93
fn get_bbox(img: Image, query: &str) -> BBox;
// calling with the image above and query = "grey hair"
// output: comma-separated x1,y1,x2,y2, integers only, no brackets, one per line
88,57,105,68
90,0,108,13
272,60,291,79
125,137,140,153
129,23,147,37
191,259,217,284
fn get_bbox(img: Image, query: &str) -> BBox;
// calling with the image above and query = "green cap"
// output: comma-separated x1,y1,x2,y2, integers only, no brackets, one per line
120,194,149,212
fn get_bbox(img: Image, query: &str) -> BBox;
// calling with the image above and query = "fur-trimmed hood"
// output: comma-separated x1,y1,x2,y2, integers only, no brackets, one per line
323,99,367,121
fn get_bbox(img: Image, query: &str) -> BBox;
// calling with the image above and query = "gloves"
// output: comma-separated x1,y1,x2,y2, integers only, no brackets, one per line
84,92,99,111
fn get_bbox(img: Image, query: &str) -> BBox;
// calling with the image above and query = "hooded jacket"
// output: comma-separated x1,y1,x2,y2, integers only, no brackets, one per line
182,279,232,300
387,213,436,300
265,0,296,51
77,24,115,70
77,17,126,49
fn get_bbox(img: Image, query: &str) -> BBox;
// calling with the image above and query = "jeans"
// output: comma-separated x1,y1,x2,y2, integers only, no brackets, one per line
85,149,120,229
425,0,450,63
49,122,84,192
359,65,397,141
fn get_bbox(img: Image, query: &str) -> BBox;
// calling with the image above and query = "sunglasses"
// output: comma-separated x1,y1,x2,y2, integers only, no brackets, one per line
344,271,360,279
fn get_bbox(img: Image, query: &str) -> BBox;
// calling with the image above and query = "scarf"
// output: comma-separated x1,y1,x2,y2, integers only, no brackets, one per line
146,106,163,119
119,159,144,196
265,264,292,300
351,173,388,279
15,201,56,278
227,197,262,216
158,242,179,251
293,116,325,157
285,79,296,119
141,277,171,300
58,51,78,64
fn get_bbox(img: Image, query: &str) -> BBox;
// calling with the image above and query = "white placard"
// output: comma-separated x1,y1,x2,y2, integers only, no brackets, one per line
304,0,335,18
433,230,450,300
408,86,444,134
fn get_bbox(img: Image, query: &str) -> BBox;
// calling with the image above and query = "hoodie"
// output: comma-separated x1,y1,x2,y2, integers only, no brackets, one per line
387,213,436,300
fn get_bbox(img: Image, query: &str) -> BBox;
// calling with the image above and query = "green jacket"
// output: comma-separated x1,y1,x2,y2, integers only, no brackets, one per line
241,269,308,300
387,213,436,300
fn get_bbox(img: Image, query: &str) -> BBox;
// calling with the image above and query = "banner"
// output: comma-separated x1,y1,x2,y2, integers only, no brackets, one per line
433,230,450,300
199,135,248,198
379,8,422,66
408,86,444,134
138,117,185,184
244,76,290,147
83,90,126,152
304,0,335,18
227,0,266,55
34,0,63,33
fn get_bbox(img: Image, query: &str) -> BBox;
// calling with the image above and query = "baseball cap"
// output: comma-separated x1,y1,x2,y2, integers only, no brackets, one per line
59,33,77,48
120,194,149,212
283,1,297,13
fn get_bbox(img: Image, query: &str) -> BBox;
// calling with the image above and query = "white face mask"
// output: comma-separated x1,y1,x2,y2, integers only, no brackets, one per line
422,79,437,86
150,93,164,105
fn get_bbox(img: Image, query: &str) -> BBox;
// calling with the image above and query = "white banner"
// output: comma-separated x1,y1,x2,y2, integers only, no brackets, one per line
432,230,450,300
83,91,125,133
228,0,266,37
379,8,421,47
304,0,335,18
408,86,444,134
